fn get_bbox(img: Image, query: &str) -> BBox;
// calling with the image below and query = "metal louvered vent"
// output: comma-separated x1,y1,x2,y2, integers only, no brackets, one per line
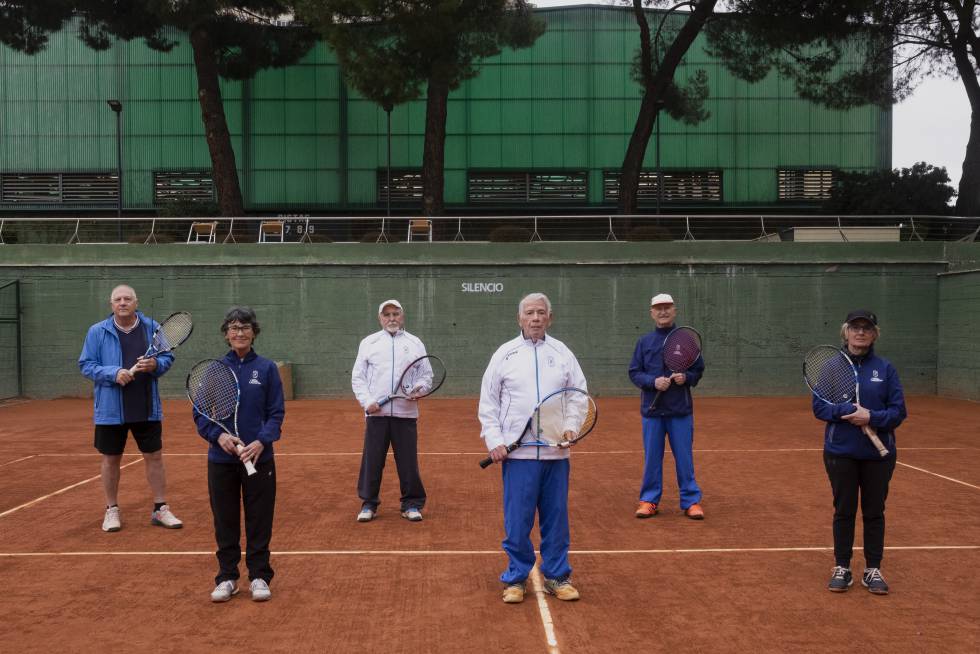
377,169,423,203
468,171,587,203
153,171,215,203
0,172,119,203
603,170,722,203
778,169,834,201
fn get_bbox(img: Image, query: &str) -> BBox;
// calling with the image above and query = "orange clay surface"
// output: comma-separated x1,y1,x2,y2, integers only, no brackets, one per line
0,396,978,653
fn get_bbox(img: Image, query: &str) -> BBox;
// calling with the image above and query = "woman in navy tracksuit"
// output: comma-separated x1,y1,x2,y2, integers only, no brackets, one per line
815,309,906,595
195,307,285,603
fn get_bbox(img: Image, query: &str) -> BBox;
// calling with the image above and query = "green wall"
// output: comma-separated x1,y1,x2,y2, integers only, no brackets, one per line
938,271,980,401
0,6,889,211
2,242,969,402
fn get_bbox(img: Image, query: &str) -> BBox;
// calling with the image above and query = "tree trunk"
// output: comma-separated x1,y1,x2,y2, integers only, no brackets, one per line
189,25,244,217
422,75,450,217
956,110,980,216
618,0,718,215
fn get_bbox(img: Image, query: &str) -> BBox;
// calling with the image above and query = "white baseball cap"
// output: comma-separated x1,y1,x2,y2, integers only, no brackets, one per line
378,299,403,314
650,293,674,306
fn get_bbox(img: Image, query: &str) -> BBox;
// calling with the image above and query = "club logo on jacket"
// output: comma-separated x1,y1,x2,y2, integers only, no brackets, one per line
404,345,409,353
249,370,261,385
547,356,555,368
871,370,883,382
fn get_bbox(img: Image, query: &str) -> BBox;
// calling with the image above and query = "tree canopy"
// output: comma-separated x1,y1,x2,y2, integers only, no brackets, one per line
297,1,544,215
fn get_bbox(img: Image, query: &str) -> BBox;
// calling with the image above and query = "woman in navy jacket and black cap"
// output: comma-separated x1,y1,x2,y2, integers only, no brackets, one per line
195,307,285,603
815,309,906,595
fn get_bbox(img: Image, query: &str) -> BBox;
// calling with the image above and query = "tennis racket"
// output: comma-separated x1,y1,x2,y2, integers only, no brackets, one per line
186,359,256,476
803,345,889,457
130,311,193,374
649,326,702,411
376,355,447,407
479,387,598,468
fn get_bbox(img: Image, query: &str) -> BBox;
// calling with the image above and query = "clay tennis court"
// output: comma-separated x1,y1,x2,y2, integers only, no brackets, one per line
1,396,978,653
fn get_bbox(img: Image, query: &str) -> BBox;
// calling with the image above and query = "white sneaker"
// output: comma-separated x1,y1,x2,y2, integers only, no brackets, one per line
250,578,271,602
401,508,423,522
210,580,239,603
102,506,121,532
357,507,375,522
150,504,183,529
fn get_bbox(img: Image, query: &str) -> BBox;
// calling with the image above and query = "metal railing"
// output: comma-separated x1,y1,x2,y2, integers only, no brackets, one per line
0,214,976,245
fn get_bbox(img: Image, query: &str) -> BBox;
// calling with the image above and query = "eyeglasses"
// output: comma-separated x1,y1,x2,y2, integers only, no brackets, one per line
227,324,253,334
848,324,875,333
651,306,674,313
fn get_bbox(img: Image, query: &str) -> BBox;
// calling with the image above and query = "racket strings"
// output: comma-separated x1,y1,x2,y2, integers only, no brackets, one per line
187,363,237,420
804,348,856,402
156,312,193,351
399,356,447,397
533,391,596,445
663,328,701,371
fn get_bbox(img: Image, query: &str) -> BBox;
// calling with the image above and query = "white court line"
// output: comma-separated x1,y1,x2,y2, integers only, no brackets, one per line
26,446,975,458
0,455,36,467
2,545,977,557
897,461,980,491
529,565,561,654
0,457,142,518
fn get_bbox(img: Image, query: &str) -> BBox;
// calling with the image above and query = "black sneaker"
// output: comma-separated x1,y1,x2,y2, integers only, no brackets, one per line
862,568,889,595
828,566,853,592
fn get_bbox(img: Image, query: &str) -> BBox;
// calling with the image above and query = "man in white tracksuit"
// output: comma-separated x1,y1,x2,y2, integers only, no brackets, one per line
351,299,428,523
478,292,587,604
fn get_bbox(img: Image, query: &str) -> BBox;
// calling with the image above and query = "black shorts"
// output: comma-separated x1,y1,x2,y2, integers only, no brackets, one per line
94,421,163,455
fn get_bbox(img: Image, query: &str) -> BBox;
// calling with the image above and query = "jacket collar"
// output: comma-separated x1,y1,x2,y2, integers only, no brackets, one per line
224,348,257,364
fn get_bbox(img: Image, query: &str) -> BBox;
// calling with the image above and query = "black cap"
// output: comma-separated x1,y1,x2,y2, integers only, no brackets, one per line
845,309,877,325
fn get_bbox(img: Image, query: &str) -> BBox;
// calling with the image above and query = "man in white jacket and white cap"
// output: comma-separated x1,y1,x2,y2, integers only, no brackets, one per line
351,299,428,523
478,292,587,604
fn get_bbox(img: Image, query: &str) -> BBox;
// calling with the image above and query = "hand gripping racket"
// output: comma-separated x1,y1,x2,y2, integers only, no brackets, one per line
186,359,257,475
130,311,193,374
376,355,447,407
649,326,702,411
479,387,598,468
803,345,889,457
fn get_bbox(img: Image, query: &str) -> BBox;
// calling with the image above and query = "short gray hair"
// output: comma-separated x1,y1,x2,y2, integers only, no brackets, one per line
518,293,552,314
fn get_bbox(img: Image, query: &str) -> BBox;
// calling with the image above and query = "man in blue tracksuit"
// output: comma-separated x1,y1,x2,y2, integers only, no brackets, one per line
78,284,182,532
194,306,285,603
479,293,587,604
817,309,906,595
628,293,706,520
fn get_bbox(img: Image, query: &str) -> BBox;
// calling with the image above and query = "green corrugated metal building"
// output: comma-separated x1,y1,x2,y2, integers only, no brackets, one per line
0,5,890,212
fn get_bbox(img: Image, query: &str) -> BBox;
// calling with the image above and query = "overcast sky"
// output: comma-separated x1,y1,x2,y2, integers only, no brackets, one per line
532,0,970,190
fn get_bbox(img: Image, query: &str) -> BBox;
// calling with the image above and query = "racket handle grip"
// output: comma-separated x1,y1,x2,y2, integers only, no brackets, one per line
863,426,889,457
377,395,392,408
236,443,258,476
479,442,518,469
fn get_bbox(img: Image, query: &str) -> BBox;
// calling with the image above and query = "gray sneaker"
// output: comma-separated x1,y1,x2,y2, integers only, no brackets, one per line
357,507,375,522
210,580,239,603
250,578,271,602
102,506,121,532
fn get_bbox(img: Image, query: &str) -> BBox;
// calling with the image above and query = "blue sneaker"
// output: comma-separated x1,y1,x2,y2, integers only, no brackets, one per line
828,566,852,592
862,568,889,595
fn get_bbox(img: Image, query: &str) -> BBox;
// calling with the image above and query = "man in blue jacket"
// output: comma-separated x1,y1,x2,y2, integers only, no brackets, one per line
79,284,182,532
628,293,706,520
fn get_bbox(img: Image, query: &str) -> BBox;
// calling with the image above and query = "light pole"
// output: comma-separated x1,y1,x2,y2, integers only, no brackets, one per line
106,100,123,239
